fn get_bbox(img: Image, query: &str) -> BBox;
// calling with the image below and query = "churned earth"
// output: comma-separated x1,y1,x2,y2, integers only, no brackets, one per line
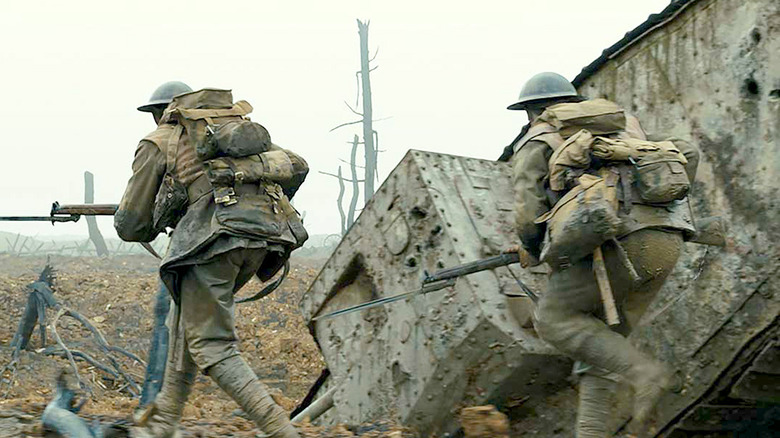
0,253,417,437
0,253,589,438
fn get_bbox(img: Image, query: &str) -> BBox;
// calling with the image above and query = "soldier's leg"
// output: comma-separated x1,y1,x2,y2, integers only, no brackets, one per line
533,239,678,423
615,230,684,329
135,303,197,437
576,369,618,438
179,247,299,438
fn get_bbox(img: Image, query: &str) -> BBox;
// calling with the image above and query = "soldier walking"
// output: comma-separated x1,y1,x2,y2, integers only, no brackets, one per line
505,72,699,437
116,82,308,438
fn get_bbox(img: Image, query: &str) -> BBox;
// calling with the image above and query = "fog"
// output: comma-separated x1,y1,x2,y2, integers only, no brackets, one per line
0,0,669,239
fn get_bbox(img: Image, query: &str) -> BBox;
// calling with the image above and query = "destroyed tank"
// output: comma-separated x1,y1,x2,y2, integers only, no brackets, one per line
299,0,779,435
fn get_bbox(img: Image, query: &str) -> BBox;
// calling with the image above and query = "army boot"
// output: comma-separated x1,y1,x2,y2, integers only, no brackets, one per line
208,356,300,438
134,358,196,437
576,372,618,438
552,329,672,426
627,360,673,425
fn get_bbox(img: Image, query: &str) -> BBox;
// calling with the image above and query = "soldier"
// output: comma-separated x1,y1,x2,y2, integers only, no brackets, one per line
506,73,699,437
117,82,307,438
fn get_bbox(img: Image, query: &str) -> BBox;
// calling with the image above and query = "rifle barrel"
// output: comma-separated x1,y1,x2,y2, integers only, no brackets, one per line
0,216,80,223
423,252,520,284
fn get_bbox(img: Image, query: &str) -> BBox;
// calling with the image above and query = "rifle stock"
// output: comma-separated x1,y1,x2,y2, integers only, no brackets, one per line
51,202,118,217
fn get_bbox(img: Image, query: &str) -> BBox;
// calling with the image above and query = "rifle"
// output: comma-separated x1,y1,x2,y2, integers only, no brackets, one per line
312,252,537,322
0,202,118,224
0,202,161,258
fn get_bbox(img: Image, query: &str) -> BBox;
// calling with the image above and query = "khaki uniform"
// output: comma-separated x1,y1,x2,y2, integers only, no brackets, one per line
511,109,700,435
116,117,307,438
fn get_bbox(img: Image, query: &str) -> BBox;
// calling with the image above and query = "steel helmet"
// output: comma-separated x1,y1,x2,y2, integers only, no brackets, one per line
507,72,582,110
137,81,193,112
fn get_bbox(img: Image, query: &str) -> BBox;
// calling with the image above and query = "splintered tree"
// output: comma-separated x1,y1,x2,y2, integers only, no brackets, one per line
325,19,383,234
1,262,143,398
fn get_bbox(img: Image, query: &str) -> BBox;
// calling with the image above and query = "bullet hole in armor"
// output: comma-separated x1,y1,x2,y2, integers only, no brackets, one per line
769,89,780,99
431,225,443,235
751,28,761,44
743,78,760,96
409,206,428,219
405,257,418,268
387,199,396,211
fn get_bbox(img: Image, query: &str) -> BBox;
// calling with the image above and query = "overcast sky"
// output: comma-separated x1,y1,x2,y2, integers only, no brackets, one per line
0,0,669,239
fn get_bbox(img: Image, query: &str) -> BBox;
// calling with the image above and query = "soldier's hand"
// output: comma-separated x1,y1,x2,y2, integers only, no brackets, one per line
504,245,540,268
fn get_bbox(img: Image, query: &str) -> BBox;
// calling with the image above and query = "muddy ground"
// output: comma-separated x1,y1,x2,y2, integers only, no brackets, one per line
0,253,418,437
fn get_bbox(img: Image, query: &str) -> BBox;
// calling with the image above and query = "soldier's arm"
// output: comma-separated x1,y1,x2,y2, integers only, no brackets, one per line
512,140,553,259
114,141,166,242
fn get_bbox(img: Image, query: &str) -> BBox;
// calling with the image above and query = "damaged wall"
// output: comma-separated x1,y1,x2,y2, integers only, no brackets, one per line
574,0,779,434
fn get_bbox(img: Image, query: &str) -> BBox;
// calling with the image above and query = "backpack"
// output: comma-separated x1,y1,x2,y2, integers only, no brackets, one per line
151,89,307,250
533,100,691,268
548,129,690,204
167,88,271,161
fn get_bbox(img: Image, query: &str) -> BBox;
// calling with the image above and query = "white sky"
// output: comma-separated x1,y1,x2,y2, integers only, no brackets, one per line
0,0,669,239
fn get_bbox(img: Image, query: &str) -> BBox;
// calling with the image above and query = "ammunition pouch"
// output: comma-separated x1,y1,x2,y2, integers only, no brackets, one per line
535,172,621,270
213,181,308,248
631,153,690,204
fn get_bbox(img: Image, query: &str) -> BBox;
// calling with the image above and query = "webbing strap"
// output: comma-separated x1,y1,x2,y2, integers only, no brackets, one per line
165,124,184,175
513,122,562,153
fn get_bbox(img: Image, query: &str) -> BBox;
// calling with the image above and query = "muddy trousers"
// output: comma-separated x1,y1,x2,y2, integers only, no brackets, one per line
533,229,684,432
142,247,299,438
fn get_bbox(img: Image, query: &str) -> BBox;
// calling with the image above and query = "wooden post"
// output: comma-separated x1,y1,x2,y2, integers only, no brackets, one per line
84,171,109,256
357,19,376,201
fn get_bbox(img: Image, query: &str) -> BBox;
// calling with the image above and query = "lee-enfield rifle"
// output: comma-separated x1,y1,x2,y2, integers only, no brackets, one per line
312,252,537,322
0,202,118,223
0,202,161,258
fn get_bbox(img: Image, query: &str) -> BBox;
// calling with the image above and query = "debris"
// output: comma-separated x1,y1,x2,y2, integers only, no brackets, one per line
459,406,510,438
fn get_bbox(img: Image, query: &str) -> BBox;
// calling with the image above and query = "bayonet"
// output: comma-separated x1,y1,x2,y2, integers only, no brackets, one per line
312,278,457,322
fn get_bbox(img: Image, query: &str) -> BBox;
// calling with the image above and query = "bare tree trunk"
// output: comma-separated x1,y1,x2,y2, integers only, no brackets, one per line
337,166,347,235
347,135,360,228
357,20,376,201
84,172,109,257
